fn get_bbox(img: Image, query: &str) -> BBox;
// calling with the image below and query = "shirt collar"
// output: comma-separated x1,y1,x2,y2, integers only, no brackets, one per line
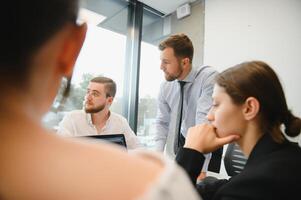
86,112,93,127
179,67,197,83
85,110,112,128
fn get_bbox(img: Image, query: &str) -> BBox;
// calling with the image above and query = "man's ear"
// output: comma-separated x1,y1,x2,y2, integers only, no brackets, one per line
58,23,87,77
107,96,114,105
181,57,190,67
243,97,260,120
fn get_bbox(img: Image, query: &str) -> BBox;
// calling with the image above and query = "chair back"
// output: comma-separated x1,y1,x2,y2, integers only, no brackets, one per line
224,143,247,176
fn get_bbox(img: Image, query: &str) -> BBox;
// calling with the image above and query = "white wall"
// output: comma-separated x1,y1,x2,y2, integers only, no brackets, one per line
203,0,301,117
150,0,206,67
170,0,205,68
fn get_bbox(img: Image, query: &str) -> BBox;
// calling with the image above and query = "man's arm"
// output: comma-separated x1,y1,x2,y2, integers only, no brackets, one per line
195,69,221,173
122,118,142,150
195,69,217,125
154,83,171,151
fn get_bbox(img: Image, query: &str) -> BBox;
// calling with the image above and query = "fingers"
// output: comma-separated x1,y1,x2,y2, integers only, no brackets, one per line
216,135,240,147
184,124,217,153
184,124,240,154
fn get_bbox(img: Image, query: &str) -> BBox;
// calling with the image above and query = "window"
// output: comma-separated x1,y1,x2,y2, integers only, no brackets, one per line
43,0,169,151
137,8,165,149
43,0,129,130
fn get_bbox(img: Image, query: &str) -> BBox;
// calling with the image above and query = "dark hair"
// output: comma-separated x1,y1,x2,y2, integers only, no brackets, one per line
90,76,117,98
0,0,79,89
216,61,301,142
158,33,194,64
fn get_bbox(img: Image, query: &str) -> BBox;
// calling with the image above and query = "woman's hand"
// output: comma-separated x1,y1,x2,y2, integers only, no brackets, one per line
184,124,240,154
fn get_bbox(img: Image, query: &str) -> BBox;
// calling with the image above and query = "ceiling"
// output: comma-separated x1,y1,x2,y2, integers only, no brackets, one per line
139,0,197,15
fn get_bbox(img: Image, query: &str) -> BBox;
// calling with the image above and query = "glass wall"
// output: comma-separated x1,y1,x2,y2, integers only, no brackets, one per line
42,0,168,150
43,0,129,130
137,8,165,149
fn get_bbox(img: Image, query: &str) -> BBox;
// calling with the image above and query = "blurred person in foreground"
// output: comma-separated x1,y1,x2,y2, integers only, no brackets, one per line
0,1,202,199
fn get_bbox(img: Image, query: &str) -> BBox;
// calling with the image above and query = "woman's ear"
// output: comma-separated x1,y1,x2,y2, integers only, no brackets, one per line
58,23,87,77
243,97,260,120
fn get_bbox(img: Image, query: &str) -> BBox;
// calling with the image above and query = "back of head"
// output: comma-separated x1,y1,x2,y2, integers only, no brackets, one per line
90,76,117,98
216,61,301,142
0,0,79,89
158,33,194,64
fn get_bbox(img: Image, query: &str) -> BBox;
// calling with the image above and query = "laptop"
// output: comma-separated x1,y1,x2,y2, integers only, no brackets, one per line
76,134,127,149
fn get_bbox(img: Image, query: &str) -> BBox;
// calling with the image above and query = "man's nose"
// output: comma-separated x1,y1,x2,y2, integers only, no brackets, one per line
160,62,165,70
85,93,92,100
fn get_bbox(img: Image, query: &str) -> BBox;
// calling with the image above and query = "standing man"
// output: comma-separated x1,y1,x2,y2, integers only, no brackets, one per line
57,76,140,149
154,33,220,177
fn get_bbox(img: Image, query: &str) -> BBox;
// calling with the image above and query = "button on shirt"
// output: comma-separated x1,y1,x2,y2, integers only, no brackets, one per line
57,110,141,149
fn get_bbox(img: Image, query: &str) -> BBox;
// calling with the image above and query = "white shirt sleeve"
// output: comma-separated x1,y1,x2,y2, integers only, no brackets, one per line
195,71,216,172
154,83,171,152
121,118,141,150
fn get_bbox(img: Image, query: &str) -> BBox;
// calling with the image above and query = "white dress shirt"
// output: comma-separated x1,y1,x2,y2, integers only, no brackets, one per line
57,110,141,149
154,65,218,171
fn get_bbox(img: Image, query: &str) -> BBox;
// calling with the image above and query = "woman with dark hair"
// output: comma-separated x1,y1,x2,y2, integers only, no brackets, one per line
176,61,301,200
0,1,201,199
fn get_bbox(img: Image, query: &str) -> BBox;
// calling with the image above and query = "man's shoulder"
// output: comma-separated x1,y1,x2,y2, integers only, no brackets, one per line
196,65,218,76
194,65,218,83
110,112,127,122
63,110,86,119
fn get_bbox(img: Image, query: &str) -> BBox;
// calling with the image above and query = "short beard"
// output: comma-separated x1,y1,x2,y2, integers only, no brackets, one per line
165,74,177,81
84,104,105,113
165,60,183,81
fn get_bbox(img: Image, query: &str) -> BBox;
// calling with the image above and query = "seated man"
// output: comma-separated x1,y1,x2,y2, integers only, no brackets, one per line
57,76,140,149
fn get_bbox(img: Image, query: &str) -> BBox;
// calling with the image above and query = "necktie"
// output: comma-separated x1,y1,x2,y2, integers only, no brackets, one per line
173,81,186,154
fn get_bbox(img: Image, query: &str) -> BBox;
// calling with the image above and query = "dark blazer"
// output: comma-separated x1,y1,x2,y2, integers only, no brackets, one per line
176,133,301,200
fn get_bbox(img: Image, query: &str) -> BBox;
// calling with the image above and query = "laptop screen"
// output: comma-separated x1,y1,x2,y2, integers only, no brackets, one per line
77,134,127,149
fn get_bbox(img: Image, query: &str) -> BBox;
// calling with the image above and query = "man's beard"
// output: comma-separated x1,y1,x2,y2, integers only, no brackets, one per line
165,73,177,81
84,103,105,113
164,62,183,81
